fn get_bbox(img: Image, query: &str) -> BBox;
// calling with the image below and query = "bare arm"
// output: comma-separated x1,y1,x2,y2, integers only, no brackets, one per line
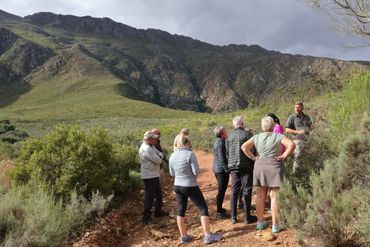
285,128,305,135
276,136,296,161
241,139,257,160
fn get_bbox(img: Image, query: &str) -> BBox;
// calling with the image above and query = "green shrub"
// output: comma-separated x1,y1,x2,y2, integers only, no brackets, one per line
0,183,111,247
0,130,29,144
284,120,335,190
279,115,370,247
128,170,142,190
0,142,22,159
0,120,28,144
112,144,140,194
0,122,15,134
10,125,137,198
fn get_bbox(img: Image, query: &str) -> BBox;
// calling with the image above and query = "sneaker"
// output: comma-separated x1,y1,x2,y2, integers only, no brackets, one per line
256,221,268,230
204,232,222,245
272,225,283,233
244,215,257,224
154,209,168,217
180,234,193,244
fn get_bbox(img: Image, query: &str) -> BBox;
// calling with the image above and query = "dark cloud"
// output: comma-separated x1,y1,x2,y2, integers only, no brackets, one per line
1,0,369,61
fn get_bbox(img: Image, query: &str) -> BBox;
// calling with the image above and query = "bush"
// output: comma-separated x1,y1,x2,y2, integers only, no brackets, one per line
10,125,138,198
112,144,140,194
0,183,111,247
128,170,142,190
0,142,22,160
284,120,335,190
0,122,15,134
279,115,370,246
0,120,28,144
0,130,29,144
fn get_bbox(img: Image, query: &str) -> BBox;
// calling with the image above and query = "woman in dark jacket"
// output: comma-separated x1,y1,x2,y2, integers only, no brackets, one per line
212,126,229,219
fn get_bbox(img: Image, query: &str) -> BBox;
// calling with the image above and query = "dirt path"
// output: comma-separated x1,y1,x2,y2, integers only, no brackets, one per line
73,150,296,247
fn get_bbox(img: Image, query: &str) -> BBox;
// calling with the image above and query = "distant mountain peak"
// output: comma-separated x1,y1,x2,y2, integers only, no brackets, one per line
0,9,23,21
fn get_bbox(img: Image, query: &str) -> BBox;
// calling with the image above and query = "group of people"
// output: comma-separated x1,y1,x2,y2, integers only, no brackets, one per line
138,102,312,244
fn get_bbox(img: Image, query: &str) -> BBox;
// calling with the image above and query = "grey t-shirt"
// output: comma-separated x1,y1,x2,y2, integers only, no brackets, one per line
252,132,283,158
286,113,312,140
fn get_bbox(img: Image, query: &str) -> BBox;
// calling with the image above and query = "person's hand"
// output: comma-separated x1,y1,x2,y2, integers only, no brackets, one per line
275,154,287,161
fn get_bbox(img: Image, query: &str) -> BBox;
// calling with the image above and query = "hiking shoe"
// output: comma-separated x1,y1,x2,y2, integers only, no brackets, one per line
216,212,228,219
154,209,168,217
142,218,153,225
256,221,268,230
244,215,257,224
231,217,237,224
180,234,193,244
204,232,222,245
272,224,283,233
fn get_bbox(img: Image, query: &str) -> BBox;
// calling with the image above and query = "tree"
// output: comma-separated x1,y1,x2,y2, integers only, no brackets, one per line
310,0,370,37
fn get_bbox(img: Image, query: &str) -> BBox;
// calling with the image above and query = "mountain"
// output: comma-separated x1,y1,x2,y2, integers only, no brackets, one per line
0,10,368,117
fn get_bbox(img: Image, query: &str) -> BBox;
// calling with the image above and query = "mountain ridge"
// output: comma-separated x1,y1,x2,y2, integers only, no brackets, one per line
0,9,368,116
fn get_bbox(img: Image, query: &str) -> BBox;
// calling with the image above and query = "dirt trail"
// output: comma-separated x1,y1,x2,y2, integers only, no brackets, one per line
73,150,296,247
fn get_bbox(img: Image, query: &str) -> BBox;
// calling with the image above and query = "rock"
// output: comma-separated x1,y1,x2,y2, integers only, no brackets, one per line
150,229,169,240
255,231,277,241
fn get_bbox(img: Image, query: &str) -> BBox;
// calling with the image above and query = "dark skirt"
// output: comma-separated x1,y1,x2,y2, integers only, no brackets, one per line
253,157,284,187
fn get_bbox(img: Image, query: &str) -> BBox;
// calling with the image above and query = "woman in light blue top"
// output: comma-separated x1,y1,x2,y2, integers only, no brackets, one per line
241,116,295,233
169,135,222,245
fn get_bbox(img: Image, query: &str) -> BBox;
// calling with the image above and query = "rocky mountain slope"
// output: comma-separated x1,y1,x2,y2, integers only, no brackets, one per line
0,10,368,114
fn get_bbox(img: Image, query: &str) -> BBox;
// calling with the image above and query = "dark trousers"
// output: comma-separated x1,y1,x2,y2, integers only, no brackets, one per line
230,170,253,220
215,172,229,213
174,185,209,217
143,177,163,220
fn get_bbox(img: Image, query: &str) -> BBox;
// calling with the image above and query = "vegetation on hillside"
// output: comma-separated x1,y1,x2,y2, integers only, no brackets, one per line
279,70,370,246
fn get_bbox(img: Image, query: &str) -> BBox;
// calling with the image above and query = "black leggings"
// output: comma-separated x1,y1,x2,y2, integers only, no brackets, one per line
174,185,209,217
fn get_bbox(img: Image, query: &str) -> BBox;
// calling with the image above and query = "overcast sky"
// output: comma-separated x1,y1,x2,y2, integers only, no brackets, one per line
1,0,369,61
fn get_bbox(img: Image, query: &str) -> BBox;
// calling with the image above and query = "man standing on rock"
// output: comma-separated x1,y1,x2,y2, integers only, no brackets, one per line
285,102,313,174
227,116,257,224
139,130,167,224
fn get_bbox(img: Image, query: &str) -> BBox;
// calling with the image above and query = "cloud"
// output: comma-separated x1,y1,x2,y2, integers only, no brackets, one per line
0,0,369,61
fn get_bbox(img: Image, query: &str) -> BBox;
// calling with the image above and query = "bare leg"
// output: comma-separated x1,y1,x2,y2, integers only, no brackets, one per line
177,216,187,237
270,188,280,226
200,216,210,235
256,187,268,222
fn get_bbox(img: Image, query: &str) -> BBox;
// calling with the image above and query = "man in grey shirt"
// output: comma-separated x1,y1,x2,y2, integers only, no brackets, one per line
286,102,313,173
